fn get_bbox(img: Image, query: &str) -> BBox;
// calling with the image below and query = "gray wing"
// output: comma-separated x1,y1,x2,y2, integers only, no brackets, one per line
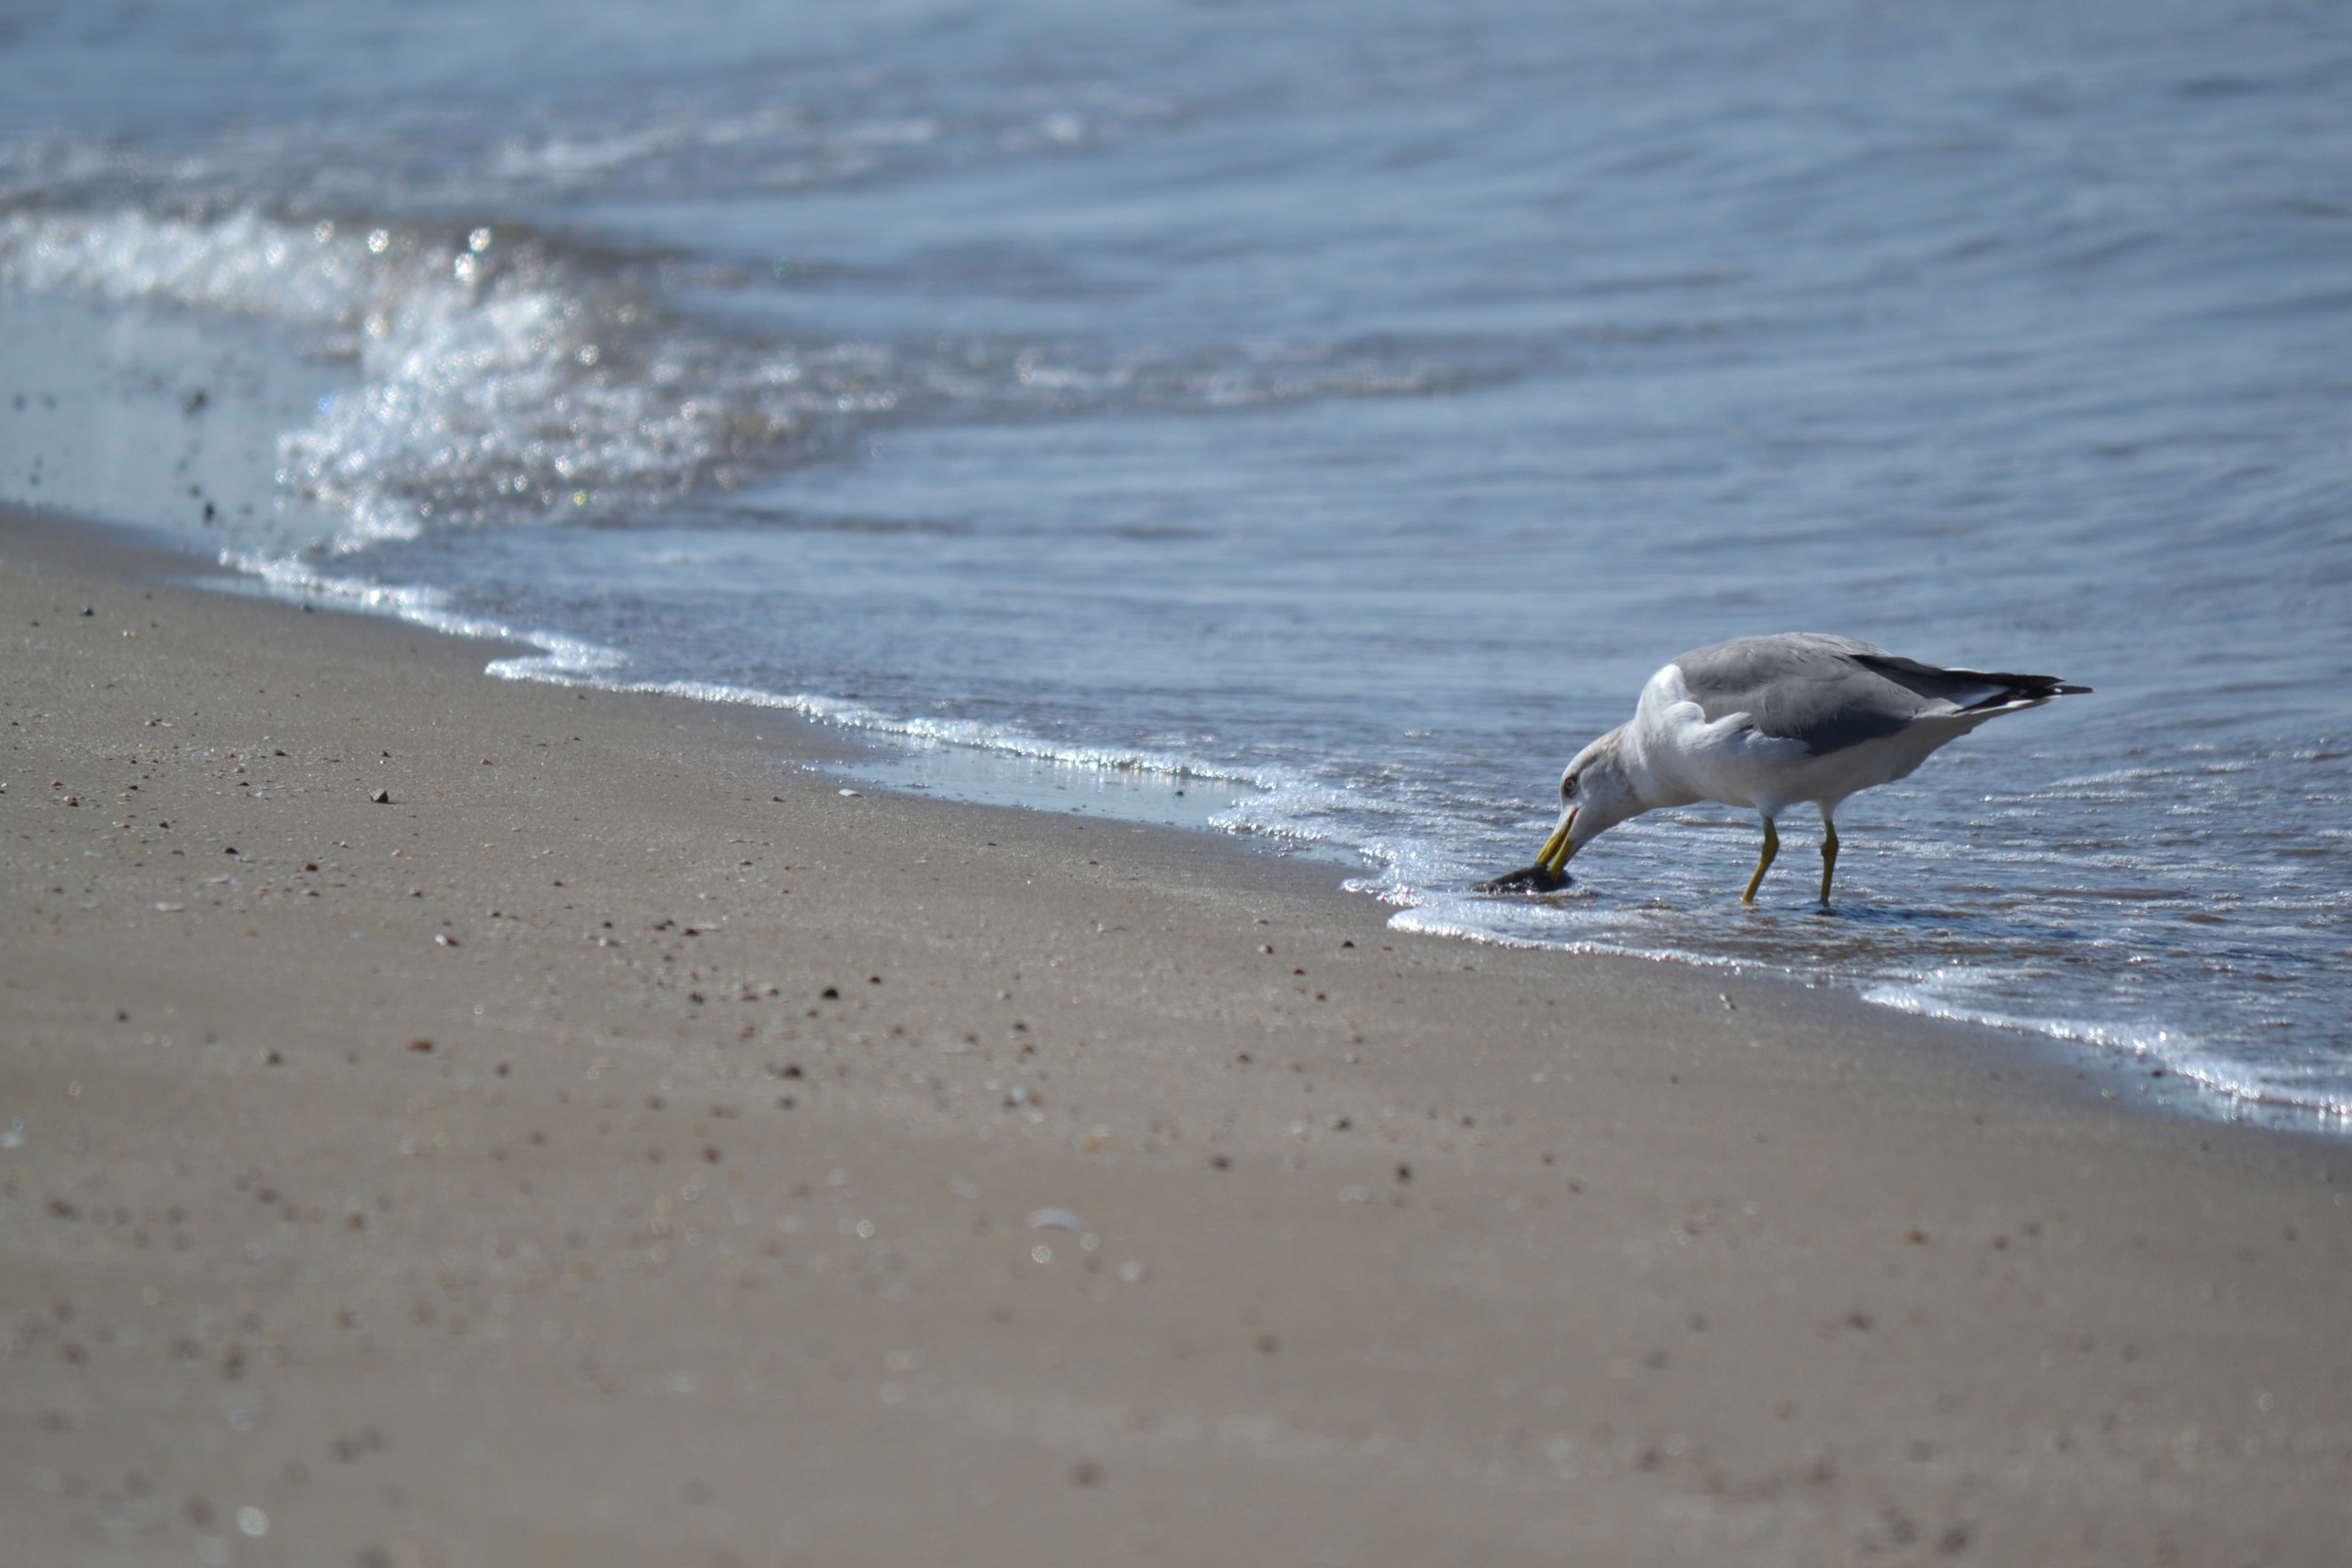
1668,634,2088,756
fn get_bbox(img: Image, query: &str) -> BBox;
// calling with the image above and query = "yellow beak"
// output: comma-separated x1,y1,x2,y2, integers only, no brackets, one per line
1535,807,1579,875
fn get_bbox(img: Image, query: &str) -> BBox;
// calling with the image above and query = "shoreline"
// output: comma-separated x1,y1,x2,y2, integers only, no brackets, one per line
5,502,2348,1563
35,501,2326,1138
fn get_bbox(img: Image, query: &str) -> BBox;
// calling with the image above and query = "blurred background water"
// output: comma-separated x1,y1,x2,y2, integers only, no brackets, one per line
1,0,2346,1123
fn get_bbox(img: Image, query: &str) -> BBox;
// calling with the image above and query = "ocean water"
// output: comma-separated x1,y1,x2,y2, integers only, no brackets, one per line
2,0,2347,1125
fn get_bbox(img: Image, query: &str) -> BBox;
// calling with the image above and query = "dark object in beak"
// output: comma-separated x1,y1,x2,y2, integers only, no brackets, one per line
1476,862,1569,893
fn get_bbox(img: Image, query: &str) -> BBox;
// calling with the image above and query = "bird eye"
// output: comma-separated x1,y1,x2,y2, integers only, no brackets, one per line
1561,775,1578,799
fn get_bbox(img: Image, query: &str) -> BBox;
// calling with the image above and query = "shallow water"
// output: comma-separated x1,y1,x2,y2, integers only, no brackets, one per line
1,0,2347,1124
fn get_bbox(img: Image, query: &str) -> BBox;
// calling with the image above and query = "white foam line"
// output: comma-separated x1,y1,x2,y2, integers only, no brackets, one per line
222,549,623,674
1862,984,2352,1121
1390,881,2351,1121
1385,903,1756,970
222,549,1314,807
492,658,1288,789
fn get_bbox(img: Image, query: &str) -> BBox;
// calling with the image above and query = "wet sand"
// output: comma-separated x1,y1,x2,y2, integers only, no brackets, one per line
4,505,2348,1567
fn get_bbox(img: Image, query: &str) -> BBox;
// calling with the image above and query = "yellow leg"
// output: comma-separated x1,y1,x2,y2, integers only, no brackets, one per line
1818,819,1839,905
1741,818,1779,904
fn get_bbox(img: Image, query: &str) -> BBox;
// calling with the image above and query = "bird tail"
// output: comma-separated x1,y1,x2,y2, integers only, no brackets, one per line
1852,653,2090,711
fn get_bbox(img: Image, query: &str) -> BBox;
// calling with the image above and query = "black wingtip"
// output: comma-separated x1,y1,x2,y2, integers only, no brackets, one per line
1957,673,2093,709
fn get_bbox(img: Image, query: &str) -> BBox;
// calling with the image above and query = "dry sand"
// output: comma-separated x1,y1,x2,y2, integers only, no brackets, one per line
4,506,2348,1567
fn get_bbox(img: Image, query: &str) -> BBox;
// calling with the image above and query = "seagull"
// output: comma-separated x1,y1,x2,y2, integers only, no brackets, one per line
1480,633,2090,903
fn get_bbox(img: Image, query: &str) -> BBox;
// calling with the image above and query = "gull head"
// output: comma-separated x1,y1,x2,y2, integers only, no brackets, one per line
1551,726,1644,862
1476,725,1648,892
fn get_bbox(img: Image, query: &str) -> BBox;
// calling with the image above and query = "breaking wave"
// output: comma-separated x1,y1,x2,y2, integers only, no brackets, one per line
2,204,1498,554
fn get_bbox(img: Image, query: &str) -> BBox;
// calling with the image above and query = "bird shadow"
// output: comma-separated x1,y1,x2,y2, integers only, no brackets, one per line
1738,895,2107,957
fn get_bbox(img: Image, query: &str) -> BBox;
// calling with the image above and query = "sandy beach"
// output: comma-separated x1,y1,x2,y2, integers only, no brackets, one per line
4,505,2348,1566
